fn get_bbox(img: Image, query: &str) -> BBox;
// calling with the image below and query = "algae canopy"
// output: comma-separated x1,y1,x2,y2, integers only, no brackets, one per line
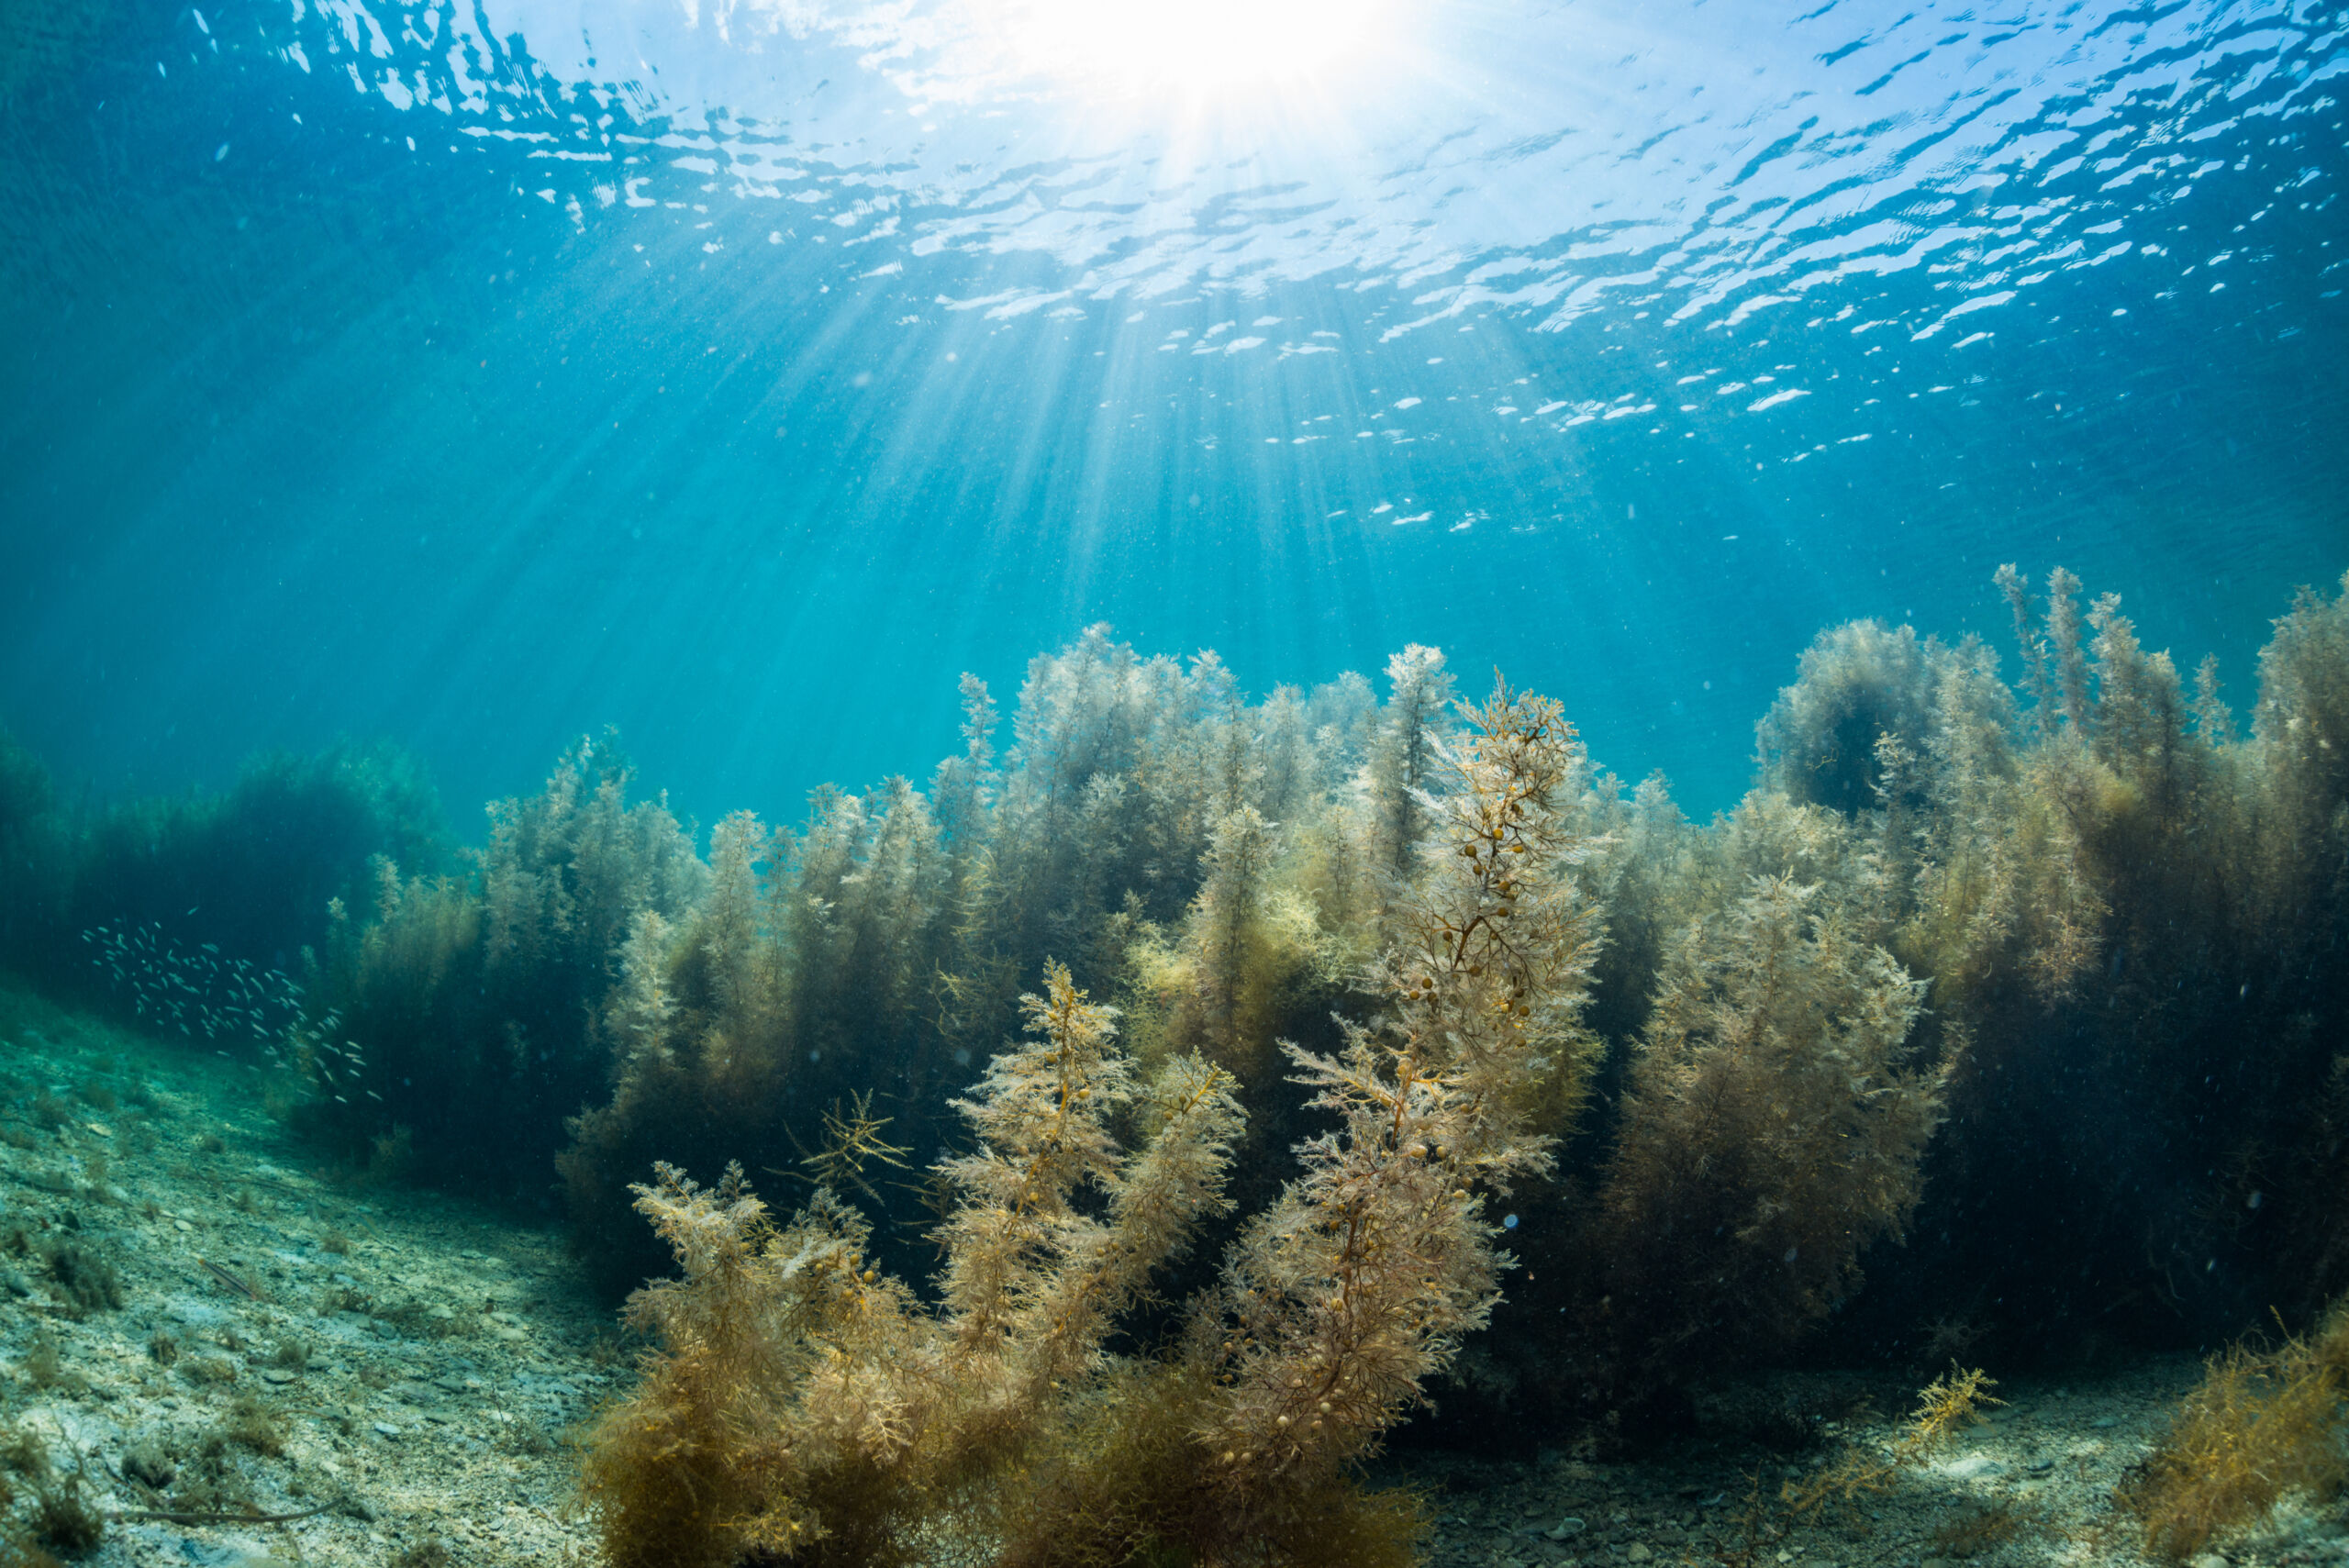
1,1,2346,1565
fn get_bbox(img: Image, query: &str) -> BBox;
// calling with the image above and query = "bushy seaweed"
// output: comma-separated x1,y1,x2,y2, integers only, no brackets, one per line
7,563,2349,1496
1784,1363,2002,1516
289,731,702,1199
43,1241,125,1317
1757,619,1953,815
0,733,445,1006
2120,1300,2349,1561
1873,569,2349,1351
1588,872,1945,1393
551,637,1420,1287
579,681,1598,1566
0,729,67,966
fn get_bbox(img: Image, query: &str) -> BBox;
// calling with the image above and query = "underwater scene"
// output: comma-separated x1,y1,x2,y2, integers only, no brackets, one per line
2,0,2347,1564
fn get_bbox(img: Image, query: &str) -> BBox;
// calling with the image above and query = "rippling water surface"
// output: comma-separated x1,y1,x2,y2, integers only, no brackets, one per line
0,0,2342,813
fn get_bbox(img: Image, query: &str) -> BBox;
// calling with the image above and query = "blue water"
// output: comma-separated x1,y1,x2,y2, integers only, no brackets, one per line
1,0,2342,825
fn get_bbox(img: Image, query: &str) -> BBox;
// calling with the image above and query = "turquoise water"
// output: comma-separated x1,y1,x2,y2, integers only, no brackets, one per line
6,9,2349,1546
2,0,2340,821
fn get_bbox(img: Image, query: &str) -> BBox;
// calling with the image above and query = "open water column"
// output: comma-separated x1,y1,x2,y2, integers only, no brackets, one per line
1,1,2346,1565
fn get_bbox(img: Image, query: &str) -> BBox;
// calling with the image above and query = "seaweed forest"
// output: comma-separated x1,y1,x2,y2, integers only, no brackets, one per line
2,565,2346,1564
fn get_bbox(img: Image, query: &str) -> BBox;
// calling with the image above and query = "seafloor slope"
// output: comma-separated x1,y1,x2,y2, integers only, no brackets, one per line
0,984,611,1566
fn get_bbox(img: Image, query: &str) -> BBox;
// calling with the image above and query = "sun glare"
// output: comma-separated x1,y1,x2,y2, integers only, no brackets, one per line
985,0,1391,97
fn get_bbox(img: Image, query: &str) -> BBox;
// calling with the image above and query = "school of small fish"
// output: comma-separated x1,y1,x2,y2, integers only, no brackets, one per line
82,919,380,1106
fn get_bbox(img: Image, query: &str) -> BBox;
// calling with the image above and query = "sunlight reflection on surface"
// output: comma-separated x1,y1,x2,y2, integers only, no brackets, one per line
969,0,1396,97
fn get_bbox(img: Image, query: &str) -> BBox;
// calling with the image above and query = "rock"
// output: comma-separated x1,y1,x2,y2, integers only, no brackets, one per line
1626,1545,1653,1562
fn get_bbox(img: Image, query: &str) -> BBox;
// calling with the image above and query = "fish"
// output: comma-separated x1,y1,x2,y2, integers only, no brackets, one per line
195,1257,264,1301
